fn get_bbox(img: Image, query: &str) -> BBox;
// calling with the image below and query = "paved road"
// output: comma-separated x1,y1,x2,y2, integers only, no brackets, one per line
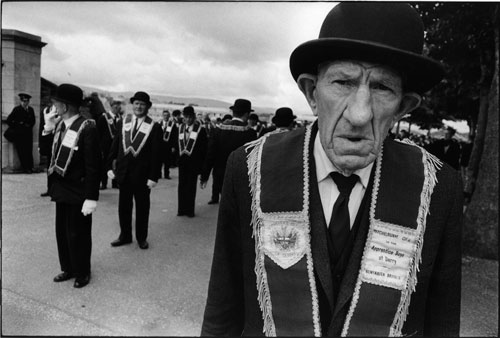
1,170,498,336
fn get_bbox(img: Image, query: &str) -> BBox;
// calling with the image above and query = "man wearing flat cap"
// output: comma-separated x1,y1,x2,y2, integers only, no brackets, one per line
177,105,208,217
200,99,257,205
5,93,36,173
202,3,462,336
107,91,162,250
42,83,101,288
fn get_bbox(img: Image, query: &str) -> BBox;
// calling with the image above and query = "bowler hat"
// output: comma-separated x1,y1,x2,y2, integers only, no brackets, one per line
183,106,195,117
51,83,83,107
289,3,444,94
230,98,254,114
272,107,296,127
130,91,152,107
18,93,32,100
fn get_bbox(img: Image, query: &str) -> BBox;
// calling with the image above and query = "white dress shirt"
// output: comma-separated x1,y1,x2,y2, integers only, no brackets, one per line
313,133,373,228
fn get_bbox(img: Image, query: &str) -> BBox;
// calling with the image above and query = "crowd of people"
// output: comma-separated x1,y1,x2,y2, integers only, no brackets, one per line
4,2,464,335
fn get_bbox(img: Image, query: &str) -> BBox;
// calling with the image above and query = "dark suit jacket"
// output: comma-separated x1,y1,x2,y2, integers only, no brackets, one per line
48,116,101,205
6,105,35,142
427,139,461,170
201,125,463,336
106,117,163,185
96,112,118,156
200,119,256,182
178,123,208,174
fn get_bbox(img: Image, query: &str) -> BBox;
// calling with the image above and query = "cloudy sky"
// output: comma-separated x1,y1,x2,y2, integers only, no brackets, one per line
2,1,337,115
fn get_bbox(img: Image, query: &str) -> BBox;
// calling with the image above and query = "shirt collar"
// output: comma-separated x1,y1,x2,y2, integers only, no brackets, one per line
313,132,373,188
63,114,80,129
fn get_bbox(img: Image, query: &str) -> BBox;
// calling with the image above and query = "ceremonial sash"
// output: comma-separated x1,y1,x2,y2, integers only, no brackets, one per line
218,123,250,132
48,117,93,177
163,119,175,142
245,125,442,337
104,112,117,138
178,121,202,156
122,114,154,157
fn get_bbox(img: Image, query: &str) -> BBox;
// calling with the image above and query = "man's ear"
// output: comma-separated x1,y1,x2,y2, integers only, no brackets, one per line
393,92,421,125
297,73,318,116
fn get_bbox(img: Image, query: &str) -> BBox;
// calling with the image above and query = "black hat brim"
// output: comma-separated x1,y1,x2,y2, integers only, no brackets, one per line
290,38,445,94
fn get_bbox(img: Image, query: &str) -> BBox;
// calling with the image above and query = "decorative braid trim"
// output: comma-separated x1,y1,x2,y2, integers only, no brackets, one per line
389,141,441,336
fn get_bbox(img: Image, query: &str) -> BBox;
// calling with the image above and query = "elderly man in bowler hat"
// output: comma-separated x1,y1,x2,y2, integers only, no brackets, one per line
5,93,36,173
42,83,101,288
200,99,257,205
271,107,296,132
107,91,163,249
202,3,463,336
177,106,208,217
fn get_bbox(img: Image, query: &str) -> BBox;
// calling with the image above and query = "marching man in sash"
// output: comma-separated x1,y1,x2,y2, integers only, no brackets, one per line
200,98,257,205
107,91,163,250
97,98,123,189
160,109,178,179
202,3,463,336
43,83,101,288
177,106,208,217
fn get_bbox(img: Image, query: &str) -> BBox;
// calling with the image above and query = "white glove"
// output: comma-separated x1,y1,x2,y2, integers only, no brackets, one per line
147,179,157,189
43,106,61,132
81,199,97,216
107,170,116,179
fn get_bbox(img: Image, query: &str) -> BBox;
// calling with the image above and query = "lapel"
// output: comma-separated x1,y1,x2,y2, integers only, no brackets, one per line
329,166,375,331
308,124,335,312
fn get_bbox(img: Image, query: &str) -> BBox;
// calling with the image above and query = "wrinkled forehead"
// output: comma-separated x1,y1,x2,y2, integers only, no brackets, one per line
318,60,404,83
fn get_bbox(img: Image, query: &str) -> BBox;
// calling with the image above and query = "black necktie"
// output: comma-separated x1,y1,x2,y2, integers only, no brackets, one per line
132,119,139,138
55,122,66,154
328,172,359,261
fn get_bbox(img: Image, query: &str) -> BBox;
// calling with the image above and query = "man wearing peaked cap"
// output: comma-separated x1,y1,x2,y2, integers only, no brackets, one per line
200,98,256,205
42,83,101,288
107,91,163,250
202,3,462,336
5,92,36,173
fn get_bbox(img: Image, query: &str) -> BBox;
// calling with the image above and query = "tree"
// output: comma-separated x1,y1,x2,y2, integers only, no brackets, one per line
414,3,498,259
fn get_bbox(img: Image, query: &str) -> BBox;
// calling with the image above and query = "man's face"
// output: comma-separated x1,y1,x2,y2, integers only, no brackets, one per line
184,114,195,126
248,119,257,127
111,103,122,115
163,111,170,121
132,100,149,117
51,99,67,117
21,98,30,108
300,60,420,174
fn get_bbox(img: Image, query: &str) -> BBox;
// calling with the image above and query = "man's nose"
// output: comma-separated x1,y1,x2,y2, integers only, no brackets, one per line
344,85,373,126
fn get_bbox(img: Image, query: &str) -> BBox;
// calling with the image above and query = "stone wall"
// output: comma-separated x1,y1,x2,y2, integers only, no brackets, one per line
2,29,46,172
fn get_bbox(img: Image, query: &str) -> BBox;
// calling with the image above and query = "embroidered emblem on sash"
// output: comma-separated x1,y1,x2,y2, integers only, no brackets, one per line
261,220,308,269
48,117,93,177
122,114,154,157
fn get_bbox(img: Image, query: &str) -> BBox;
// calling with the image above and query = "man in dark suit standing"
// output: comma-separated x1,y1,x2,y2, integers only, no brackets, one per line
43,83,101,288
427,126,462,170
202,3,462,336
160,109,179,179
270,107,297,133
97,98,123,189
6,93,36,173
177,106,208,217
200,99,257,204
107,91,162,250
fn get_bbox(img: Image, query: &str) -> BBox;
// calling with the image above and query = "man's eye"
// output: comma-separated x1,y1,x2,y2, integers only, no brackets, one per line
371,83,393,92
332,80,353,86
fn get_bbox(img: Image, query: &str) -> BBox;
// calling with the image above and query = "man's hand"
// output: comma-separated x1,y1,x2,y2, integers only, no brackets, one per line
200,180,207,189
107,170,116,179
81,200,97,216
43,106,61,132
147,179,157,189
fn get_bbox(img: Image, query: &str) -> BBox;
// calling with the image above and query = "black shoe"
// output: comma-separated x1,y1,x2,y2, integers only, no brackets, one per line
187,213,195,218
110,238,132,247
53,271,73,282
138,240,149,249
74,274,90,288
208,200,219,205
40,191,50,197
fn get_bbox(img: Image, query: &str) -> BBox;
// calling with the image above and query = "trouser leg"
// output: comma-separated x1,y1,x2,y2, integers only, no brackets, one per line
55,203,72,273
118,183,133,241
66,203,92,277
134,183,151,242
